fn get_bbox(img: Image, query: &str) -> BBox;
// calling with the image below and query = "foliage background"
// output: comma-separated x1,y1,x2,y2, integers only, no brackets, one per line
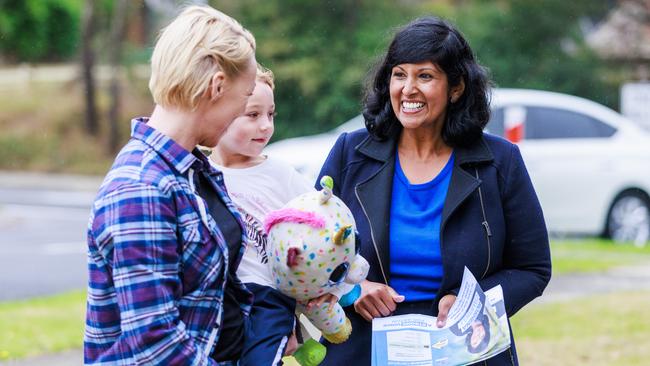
0,0,631,173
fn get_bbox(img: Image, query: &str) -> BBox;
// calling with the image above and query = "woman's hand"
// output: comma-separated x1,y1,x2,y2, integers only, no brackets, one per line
354,280,405,322
306,293,339,311
436,294,457,328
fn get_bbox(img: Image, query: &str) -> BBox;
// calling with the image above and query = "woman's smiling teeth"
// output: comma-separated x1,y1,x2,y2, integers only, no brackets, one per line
402,101,425,112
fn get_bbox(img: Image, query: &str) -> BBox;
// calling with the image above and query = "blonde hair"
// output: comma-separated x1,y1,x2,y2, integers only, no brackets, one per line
149,5,256,110
256,63,275,90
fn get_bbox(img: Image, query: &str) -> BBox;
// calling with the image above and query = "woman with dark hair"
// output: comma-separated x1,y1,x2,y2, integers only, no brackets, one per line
317,16,551,365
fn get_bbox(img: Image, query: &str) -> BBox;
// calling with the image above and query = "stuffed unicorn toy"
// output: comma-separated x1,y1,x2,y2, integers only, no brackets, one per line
265,176,369,345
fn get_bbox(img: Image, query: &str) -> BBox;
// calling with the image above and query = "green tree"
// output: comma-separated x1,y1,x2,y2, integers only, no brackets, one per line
0,0,81,62
445,0,618,107
222,0,619,140
223,0,427,139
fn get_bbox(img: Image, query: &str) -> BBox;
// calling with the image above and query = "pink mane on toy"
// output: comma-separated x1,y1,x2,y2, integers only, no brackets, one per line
264,208,326,234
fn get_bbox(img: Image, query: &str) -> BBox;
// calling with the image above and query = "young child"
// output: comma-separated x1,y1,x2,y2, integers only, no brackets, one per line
210,65,332,366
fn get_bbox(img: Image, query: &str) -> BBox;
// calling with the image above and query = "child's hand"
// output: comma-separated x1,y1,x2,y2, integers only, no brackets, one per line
284,331,298,356
306,293,339,311
354,280,404,322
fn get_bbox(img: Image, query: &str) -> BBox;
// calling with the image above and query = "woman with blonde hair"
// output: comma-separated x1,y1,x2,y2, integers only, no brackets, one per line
85,5,257,365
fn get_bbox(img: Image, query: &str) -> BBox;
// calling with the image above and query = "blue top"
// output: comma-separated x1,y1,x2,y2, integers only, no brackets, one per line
389,152,454,301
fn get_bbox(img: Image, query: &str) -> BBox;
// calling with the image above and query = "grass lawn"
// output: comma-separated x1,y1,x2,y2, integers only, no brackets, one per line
550,238,650,274
0,290,85,361
513,290,650,366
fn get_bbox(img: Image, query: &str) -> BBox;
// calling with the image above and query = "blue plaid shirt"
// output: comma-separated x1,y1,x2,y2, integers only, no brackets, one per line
84,118,252,365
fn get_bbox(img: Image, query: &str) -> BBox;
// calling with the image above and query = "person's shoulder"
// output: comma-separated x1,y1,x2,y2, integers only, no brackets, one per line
341,128,371,145
480,132,517,159
98,141,178,199
330,128,373,158
481,132,514,150
262,157,310,183
263,156,302,175
262,156,314,195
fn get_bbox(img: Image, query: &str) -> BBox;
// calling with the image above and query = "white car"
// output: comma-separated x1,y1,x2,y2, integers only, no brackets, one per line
265,89,650,245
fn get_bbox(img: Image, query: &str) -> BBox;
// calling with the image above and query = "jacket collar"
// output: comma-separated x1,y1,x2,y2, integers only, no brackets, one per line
357,132,494,166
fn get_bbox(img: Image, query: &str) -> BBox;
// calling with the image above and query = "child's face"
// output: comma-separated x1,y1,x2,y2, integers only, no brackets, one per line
218,80,275,161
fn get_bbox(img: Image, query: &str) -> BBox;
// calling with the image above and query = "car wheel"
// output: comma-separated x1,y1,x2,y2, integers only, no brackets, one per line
606,191,650,247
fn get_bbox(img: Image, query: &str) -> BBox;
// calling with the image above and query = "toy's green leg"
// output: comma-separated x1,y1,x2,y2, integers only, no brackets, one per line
292,339,327,366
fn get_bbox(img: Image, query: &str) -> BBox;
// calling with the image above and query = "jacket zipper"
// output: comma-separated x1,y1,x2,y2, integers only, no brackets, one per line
475,168,492,279
355,185,389,285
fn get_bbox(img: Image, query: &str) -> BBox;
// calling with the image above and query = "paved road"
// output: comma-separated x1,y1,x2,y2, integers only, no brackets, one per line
0,172,100,301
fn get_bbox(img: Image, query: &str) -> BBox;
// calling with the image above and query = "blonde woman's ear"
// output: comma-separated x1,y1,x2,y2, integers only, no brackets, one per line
209,71,226,102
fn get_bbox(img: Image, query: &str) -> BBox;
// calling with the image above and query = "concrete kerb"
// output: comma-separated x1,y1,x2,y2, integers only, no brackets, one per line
0,171,103,192
0,171,102,209
532,261,650,305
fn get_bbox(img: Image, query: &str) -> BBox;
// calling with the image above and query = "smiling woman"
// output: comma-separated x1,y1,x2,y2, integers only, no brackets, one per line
316,16,551,366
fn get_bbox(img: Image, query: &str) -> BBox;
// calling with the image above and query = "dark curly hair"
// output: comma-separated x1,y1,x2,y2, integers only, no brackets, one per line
363,16,491,147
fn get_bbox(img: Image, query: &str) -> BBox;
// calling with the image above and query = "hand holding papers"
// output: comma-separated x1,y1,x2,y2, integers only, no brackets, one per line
372,268,510,366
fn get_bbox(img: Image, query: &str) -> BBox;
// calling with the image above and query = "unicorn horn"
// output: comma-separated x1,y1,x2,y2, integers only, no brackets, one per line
333,225,352,245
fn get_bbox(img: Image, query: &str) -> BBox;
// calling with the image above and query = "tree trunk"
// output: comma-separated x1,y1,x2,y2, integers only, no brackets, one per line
81,0,98,136
108,0,129,153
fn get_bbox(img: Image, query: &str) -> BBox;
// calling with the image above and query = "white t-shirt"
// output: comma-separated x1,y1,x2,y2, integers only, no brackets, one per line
210,156,314,286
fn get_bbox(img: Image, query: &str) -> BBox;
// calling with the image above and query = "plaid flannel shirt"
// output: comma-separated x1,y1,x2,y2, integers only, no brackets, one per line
84,118,252,365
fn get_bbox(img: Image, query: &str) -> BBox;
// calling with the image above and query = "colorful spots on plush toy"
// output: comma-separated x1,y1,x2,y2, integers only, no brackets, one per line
309,253,316,260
